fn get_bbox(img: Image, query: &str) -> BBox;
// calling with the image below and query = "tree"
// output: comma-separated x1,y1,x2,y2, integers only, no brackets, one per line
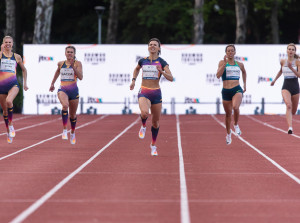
193,0,205,44
270,0,279,43
5,0,16,38
33,0,54,44
235,0,248,43
106,0,119,43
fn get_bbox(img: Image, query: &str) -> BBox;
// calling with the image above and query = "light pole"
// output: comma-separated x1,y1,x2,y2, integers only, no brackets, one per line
94,6,105,44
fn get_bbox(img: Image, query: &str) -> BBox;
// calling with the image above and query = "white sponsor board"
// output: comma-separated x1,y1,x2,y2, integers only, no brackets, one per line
23,44,297,115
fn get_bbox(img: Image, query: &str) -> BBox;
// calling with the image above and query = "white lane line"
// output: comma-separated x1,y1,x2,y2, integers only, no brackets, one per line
211,115,300,185
0,115,33,125
176,115,191,223
0,118,61,136
0,116,108,161
10,117,139,223
246,115,300,139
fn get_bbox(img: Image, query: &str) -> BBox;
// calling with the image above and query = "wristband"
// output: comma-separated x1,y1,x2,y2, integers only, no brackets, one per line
132,78,136,81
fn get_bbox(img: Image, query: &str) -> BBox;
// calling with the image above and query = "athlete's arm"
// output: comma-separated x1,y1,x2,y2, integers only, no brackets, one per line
157,65,173,82
216,57,226,79
72,60,83,80
238,62,247,92
130,64,141,90
15,53,28,91
49,62,62,92
289,60,300,77
271,60,284,86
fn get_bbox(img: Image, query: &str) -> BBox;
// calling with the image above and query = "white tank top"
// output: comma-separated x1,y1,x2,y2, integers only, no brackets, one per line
282,59,298,79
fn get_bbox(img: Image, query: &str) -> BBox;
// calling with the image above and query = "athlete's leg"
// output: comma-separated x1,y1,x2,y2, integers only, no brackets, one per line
139,97,151,124
232,92,243,126
58,91,69,130
291,93,299,115
282,90,293,128
0,95,9,133
222,100,233,135
6,86,19,125
69,98,79,134
150,103,162,146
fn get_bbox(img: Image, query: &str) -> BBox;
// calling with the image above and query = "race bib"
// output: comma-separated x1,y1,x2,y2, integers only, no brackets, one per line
0,58,16,73
142,65,159,79
60,68,75,81
226,66,240,79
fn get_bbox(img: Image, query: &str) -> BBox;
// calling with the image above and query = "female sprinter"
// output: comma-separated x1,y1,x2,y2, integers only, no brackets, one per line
0,36,28,144
130,38,173,156
271,43,300,134
49,46,83,144
216,44,247,145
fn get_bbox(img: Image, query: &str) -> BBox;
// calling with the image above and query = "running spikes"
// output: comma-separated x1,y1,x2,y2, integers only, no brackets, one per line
139,126,146,139
7,133,13,144
226,130,232,145
70,132,76,145
9,125,15,138
234,125,242,136
150,144,158,156
62,129,68,140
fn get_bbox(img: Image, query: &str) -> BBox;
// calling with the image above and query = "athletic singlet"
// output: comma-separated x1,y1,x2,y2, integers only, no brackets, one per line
221,61,241,81
282,59,298,79
0,53,18,87
60,61,77,83
138,57,168,80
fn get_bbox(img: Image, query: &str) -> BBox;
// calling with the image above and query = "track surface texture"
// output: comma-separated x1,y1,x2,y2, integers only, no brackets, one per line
0,114,300,223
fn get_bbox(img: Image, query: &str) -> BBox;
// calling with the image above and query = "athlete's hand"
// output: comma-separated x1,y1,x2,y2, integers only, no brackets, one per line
287,62,293,70
270,80,275,86
70,58,75,68
243,85,246,93
156,65,163,73
130,81,135,90
23,84,29,91
49,85,55,92
223,55,228,63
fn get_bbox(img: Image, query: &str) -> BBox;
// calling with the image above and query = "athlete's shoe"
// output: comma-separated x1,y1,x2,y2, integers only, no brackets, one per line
288,127,293,134
139,126,146,139
7,133,13,144
9,125,15,138
70,132,76,145
62,129,68,140
150,144,158,156
226,131,232,145
234,125,242,136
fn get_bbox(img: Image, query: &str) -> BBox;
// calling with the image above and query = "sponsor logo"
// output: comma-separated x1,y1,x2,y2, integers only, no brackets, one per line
234,56,248,61
109,73,131,86
206,73,221,86
39,55,53,62
181,53,203,65
258,76,273,83
185,97,200,103
84,53,105,65
36,94,58,105
87,97,102,103
242,94,251,104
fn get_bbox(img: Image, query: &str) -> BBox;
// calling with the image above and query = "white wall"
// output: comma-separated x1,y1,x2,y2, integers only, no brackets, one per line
23,44,294,115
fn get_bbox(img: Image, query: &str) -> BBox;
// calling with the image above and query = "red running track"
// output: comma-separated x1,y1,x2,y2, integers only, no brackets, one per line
0,114,300,223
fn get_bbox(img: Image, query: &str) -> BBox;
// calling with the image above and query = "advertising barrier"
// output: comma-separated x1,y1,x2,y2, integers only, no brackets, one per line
23,44,296,115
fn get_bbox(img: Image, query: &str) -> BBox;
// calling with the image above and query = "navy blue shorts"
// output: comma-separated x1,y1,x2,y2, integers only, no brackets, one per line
222,85,243,101
138,86,162,104
282,78,299,96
